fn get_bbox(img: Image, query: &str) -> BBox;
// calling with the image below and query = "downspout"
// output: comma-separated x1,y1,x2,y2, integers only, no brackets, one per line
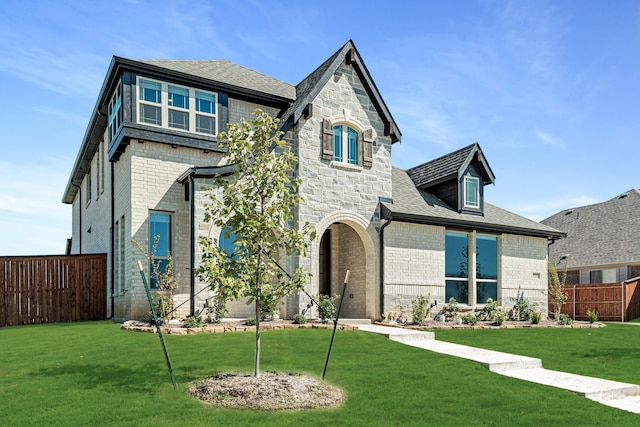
189,175,196,316
379,214,393,319
108,161,115,320
71,182,82,254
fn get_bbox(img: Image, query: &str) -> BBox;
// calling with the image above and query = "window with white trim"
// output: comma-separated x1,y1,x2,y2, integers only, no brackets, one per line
137,77,217,136
464,175,480,209
333,124,359,165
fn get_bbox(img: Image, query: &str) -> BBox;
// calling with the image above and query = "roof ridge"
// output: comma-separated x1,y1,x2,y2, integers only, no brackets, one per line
406,142,478,173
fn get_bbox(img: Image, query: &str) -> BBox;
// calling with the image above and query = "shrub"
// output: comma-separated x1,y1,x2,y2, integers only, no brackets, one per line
586,309,598,324
477,298,500,321
260,298,279,321
530,310,542,324
411,295,430,325
292,313,307,324
509,296,537,321
245,316,256,326
443,297,460,321
318,294,339,323
462,314,479,325
493,308,508,326
183,315,204,328
203,294,228,323
558,313,573,325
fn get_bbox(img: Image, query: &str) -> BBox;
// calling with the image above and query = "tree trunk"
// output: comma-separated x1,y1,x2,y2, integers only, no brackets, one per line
254,250,261,378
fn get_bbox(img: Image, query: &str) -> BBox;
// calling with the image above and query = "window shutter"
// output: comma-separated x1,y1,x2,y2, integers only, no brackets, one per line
322,119,333,160
363,128,373,167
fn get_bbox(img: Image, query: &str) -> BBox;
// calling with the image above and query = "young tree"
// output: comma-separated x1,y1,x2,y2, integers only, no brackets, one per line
197,109,315,377
548,256,569,322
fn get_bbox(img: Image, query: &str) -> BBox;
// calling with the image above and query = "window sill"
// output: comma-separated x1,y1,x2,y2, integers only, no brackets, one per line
329,161,363,172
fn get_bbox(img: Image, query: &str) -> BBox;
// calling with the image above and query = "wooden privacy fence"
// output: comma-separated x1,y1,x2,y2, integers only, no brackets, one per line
0,254,107,327
549,278,640,322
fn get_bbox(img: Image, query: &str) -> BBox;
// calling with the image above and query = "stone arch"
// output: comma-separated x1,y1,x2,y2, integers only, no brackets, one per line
309,210,379,320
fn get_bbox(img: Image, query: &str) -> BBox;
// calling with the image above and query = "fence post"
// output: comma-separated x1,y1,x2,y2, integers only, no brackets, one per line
573,285,576,320
622,281,625,322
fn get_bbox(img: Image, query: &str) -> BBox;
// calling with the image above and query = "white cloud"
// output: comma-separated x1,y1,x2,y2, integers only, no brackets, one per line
535,127,562,147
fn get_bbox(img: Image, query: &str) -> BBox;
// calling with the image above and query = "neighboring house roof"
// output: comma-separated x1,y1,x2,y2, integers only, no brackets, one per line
382,167,564,239
279,40,401,143
131,59,295,101
407,143,495,189
541,189,640,268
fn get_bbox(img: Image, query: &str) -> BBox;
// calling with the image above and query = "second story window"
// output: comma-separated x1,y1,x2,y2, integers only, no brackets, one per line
139,79,162,125
137,77,217,136
108,82,123,143
333,124,359,165
464,175,480,209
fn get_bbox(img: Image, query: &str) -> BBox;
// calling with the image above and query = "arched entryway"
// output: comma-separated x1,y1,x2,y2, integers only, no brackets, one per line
313,212,378,319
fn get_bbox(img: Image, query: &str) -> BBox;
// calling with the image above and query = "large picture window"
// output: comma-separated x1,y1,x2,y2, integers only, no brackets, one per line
137,77,217,136
149,212,171,289
445,231,499,305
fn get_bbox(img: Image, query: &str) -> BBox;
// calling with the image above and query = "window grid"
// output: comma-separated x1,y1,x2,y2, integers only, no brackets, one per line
464,176,480,208
137,77,217,136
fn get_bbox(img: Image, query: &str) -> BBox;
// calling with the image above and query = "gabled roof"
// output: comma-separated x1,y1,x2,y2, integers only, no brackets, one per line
407,143,495,189
541,189,640,268
383,167,564,239
279,40,401,143
131,59,295,101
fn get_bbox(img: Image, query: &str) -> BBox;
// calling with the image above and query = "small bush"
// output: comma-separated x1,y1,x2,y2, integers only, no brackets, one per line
292,313,307,324
443,297,460,321
558,313,573,325
509,296,538,321
411,295,430,325
477,298,500,321
245,316,256,326
493,308,508,326
586,309,598,324
318,294,339,323
462,314,479,325
530,310,542,324
183,315,204,328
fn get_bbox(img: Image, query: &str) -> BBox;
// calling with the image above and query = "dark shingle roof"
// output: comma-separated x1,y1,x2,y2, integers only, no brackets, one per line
541,189,640,268
132,59,296,100
384,167,564,239
407,143,495,188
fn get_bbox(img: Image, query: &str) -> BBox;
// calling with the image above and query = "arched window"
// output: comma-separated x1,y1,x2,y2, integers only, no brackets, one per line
333,124,359,165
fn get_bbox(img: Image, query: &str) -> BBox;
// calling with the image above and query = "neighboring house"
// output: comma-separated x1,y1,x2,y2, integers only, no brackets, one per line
542,189,640,285
62,40,563,321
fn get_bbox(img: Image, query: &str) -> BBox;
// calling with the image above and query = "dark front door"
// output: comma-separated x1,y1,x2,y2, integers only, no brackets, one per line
319,230,331,296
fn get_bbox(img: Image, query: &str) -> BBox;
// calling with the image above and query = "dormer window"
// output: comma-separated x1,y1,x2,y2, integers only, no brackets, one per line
464,175,480,209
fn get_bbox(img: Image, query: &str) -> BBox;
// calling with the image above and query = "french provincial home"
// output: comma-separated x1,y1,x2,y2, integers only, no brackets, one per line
63,40,563,321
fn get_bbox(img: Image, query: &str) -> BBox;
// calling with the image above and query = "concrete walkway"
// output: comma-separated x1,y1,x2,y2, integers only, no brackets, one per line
357,324,640,414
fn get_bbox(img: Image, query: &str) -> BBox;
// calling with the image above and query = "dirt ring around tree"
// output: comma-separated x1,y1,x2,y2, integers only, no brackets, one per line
190,371,346,410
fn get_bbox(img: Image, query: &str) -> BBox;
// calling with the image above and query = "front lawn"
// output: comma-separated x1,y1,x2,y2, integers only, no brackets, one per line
433,323,640,385
1,321,639,426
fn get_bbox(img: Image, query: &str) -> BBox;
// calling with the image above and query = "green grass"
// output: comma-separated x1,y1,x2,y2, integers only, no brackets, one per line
433,323,640,384
0,321,639,426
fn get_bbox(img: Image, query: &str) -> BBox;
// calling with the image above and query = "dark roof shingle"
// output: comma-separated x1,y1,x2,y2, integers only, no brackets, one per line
541,189,640,268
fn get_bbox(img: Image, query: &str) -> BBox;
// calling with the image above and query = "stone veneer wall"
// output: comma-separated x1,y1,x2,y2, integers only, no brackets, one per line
291,62,393,319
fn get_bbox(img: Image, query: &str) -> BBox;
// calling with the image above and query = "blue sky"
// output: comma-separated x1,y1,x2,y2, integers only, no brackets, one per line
1,0,639,255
